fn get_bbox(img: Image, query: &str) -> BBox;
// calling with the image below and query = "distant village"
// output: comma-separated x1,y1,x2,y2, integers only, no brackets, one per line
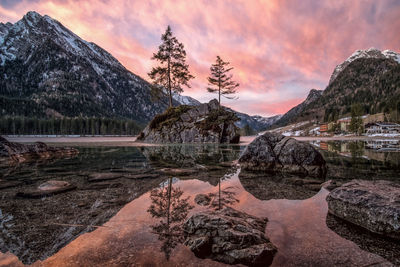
271,112,400,138
319,112,400,136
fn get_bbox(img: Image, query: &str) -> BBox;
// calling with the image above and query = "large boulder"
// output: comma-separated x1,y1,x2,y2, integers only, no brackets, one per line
183,207,277,266
326,180,400,240
238,132,326,177
0,136,78,163
137,99,240,144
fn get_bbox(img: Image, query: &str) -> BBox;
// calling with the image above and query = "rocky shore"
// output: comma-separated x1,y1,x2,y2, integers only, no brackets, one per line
0,136,78,163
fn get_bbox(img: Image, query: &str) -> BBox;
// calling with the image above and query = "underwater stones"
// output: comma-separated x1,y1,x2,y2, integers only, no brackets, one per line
194,194,212,206
183,206,277,266
123,173,160,179
16,180,76,198
159,168,198,176
326,180,400,240
87,173,122,182
239,132,327,177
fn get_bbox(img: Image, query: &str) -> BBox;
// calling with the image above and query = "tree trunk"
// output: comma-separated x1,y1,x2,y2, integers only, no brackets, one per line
167,57,172,108
218,178,221,210
167,177,172,227
218,78,221,110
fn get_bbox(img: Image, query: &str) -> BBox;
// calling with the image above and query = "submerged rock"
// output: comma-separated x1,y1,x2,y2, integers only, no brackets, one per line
0,136,78,163
137,99,240,144
183,206,277,266
87,173,122,182
326,180,400,240
194,194,212,206
16,180,76,198
326,213,400,265
238,132,327,177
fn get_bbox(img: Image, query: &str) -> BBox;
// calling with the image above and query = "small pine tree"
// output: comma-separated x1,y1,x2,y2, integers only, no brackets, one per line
148,26,194,108
349,103,364,135
207,56,239,106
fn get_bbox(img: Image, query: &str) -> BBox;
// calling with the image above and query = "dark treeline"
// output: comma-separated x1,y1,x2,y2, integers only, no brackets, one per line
0,116,143,136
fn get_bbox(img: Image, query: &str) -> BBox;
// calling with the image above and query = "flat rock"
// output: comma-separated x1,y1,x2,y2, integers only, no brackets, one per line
16,180,76,198
87,173,122,182
183,206,277,266
239,132,327,178
122,173,160,179
326,180,400,240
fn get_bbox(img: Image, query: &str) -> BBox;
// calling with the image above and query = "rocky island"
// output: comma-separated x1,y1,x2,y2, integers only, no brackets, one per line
137,99,240,143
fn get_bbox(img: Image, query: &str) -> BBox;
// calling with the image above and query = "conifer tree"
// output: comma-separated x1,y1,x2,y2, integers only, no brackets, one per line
148,26,194,108
207,56,239,106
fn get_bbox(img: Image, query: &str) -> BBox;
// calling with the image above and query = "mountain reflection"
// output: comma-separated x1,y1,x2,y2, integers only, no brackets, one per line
147,177,193,260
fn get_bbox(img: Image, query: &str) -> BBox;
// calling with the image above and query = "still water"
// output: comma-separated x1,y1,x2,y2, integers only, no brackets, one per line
0,140,399,266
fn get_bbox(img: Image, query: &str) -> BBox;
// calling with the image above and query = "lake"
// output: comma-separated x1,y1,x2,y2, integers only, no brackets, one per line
0,138,399,266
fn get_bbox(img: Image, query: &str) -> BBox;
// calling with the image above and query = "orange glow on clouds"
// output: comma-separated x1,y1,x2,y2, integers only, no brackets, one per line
1,0,399,116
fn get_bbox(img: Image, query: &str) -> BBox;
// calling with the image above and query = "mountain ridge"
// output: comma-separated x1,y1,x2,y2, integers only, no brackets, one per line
269,48,400,128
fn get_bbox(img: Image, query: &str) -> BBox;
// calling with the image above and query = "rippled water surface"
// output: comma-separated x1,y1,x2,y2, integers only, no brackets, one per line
0,139,399,266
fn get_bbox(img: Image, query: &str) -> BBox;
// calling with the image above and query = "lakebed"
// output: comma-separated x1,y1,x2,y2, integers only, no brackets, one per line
0,137,399,266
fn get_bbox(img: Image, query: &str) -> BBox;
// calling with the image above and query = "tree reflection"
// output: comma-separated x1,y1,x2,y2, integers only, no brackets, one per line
206,177,239,210
147,177,193,260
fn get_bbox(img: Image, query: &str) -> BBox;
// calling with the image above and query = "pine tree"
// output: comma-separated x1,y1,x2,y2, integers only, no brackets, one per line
207,56,239,106
349,103,364,135
148,26,194,108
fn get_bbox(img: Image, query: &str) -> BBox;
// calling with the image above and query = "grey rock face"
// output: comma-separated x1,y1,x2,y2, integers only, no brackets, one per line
183,207,277,266
239,132,327,177
0,136,78,163
137,99,240,144
326,180,400,240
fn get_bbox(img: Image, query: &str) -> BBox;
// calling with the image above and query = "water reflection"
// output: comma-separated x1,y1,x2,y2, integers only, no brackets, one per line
147,177,193,260
318,140,400,181
0,141,399,266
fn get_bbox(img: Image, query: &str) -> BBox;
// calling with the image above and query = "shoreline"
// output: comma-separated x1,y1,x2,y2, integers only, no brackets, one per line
3,135,400,146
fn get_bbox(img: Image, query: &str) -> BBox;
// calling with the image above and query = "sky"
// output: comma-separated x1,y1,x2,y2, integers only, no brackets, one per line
1,0,400,117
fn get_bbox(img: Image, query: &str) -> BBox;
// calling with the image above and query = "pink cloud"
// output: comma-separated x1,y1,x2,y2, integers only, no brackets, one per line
1,0,399,116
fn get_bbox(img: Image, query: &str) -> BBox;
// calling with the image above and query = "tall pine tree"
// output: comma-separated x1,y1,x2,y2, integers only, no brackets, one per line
148,26,194,108
207,56,239,106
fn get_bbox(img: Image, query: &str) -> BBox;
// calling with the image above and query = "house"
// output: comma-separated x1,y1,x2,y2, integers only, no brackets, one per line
365,122,400,135
337,117,351,131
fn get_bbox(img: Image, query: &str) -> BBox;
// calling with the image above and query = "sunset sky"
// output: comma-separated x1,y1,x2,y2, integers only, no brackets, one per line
1,0,399,116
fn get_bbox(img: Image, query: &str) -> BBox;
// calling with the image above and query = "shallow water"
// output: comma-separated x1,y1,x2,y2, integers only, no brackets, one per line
0,140,399,266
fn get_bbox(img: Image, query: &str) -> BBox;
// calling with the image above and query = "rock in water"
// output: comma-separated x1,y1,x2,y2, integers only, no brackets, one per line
194,194,212,206
238,132,326,177
183,207,277,266
326,180,400,240
0,136,78,163
137,99,240,144
16,180,76,198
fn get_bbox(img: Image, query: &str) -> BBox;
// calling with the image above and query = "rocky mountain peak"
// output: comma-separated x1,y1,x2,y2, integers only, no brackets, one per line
329,48,400,84
304,89,323,105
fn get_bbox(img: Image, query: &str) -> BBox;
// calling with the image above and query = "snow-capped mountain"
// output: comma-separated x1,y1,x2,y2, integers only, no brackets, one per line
269,48,400,128
0,11,172,122
172,92,201,106
329,48,400,84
